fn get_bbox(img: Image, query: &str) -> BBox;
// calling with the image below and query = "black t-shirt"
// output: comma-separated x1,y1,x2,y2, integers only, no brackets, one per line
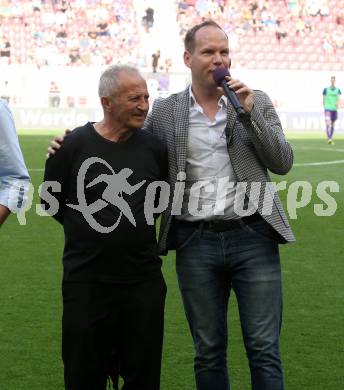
43,123,168,283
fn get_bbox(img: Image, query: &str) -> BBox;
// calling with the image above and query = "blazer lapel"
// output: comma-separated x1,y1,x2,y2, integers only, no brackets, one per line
174,88,190,174
225,103,237,144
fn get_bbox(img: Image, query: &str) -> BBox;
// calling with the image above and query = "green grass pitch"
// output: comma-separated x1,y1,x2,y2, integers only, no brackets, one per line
0,133,343,389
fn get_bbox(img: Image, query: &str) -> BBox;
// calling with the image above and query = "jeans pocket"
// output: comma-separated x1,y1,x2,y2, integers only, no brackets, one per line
243,220,279,242
175,227,200,251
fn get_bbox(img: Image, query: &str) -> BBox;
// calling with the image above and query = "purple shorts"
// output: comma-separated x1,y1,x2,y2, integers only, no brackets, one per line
325,110,338,122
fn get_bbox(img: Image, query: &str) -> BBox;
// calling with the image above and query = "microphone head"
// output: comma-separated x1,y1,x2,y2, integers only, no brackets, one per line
213,67,230,86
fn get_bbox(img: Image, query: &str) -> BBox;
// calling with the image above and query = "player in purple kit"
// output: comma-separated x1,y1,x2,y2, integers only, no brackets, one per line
323,76,341,144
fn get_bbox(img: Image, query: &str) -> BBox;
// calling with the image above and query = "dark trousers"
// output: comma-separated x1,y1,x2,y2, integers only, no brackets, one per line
62,276,166,390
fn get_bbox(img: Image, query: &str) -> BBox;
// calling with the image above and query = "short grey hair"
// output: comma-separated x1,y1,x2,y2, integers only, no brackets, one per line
98,65,141,98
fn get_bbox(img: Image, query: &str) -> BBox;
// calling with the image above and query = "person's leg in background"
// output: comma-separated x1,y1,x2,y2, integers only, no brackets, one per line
325,110,337,144
325,110,332,142
329,110,338,143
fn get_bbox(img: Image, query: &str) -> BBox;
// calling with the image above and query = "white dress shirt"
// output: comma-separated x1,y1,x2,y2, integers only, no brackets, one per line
178,88,247,221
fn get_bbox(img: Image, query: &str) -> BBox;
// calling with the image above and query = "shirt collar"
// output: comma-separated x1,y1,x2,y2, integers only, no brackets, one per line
189,85,228,108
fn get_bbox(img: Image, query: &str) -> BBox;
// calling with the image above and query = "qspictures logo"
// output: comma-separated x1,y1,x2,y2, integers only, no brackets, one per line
7,157,341,232
66,157,146,233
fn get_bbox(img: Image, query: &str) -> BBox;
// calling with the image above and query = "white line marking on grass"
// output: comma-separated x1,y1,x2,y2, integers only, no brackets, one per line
295,147,344,153
293,146,344,166
294,160,344,167
28,168,44,172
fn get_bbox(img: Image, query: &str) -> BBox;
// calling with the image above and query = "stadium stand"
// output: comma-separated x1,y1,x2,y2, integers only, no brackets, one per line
0,0,148,67
0,0,342,71
175,0,344,70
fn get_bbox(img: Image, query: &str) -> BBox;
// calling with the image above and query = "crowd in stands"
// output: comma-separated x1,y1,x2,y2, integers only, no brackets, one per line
175,0,344,70
0,0,147,67
0,0,343,70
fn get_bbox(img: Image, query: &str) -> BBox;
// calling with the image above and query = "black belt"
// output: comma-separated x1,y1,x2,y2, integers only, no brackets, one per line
177,213,262,233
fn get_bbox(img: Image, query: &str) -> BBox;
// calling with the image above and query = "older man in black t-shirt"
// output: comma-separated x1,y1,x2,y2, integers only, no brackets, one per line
42,65,168,390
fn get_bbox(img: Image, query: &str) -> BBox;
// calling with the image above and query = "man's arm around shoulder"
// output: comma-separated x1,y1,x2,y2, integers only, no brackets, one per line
41,132,74,224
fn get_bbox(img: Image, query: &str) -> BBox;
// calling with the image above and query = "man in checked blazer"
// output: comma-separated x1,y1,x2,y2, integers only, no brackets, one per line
144,20,295,390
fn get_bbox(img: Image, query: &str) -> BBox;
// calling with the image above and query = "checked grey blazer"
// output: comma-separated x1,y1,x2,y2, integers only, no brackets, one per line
144,86,295,254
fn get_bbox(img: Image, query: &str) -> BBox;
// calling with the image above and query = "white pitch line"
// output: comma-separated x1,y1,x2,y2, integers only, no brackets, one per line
295,146,344,153
28,168,44,172
293,146,344,166
294,160,344,166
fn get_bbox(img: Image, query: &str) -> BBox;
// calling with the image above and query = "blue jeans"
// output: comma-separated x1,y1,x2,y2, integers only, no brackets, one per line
174,219,284,390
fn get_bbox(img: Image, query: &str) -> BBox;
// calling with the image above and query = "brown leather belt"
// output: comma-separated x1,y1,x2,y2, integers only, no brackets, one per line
177,213,262,233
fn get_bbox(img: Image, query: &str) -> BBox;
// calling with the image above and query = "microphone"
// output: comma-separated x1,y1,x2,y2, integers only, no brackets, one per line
213,68,246,117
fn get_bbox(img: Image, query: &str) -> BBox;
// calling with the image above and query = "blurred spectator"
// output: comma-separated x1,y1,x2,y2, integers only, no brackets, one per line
97,20,110,37
308,0,329,17
299,0,309,17
275,20,288,43
60,1,71,13
249,0,258,16
49,81,61,108
304,15,313,32
56,26,68,40
287,0,301,17
319,0,330,17
332,28,344,50
32,0,42,13
143,7,154,31
69,48,81,64
178,1,190,11
88,30,98,40
55,9,68,26
164,58,172,73
322,33,334,52
152,50,160,73
66,95,75,108
295,17,306,36
1,81,10,104
158,72,170,91
261,9,276,31
0,36,11,64
336,10,344,25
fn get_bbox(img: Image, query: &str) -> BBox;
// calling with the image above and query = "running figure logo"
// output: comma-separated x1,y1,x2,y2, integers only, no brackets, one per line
68,157,145,233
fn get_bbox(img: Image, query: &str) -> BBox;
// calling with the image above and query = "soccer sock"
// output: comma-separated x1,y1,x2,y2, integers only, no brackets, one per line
330,125,334,139
326,125,331,139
